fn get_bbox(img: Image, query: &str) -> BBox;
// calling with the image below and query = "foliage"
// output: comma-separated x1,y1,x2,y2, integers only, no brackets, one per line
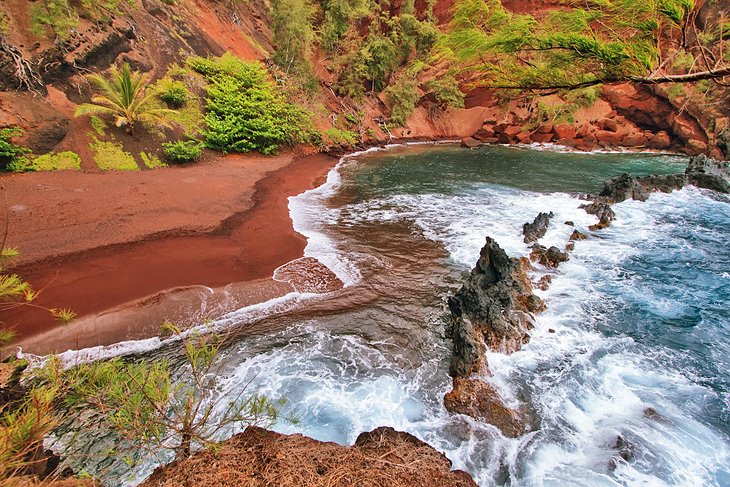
329,0,439,98
385,76,420,126
426,75,465,108
436,0,710,89
319,0,370,52
0,128,31,172
62,326,282,460
90,116,108,136
188,54,314,154
270,0,316,78
157,80,189,108
0,384,58,481
29,0,79,40
9,151,81,172
90,138,139,170
140,151,167,169
162,140,203,163
75,64,176,135
29,0,133,39
321,128,358,147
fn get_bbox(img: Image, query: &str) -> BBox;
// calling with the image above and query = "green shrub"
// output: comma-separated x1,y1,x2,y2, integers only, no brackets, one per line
0,128,31,172
162,140,203,163
321,128,358,147
385,77,420,126
426,76,465,109
158,80,189,108
188,54,314,154
11,151,82,172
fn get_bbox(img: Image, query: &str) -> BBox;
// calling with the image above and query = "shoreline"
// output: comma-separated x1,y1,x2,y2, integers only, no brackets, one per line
3,151,338,354
0,140,699,355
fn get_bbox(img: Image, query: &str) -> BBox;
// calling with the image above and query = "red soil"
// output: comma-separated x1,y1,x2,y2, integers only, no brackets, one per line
1,151,337,353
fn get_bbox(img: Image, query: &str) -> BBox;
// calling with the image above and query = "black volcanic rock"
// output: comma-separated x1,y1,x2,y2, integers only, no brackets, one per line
523,212,553,243
447,237,544,377
686,154,730,193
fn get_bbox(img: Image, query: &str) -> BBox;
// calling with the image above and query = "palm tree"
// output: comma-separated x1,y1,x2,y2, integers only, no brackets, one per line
75,63,175,134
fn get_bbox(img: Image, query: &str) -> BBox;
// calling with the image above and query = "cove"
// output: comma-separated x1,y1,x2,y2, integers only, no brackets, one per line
51,144,730,486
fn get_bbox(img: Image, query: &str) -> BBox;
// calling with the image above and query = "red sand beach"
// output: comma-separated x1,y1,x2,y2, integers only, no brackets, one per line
1,151,338,354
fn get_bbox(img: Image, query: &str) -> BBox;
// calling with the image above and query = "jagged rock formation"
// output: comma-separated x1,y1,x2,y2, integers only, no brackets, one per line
686,154,730,193
447,237,544,372
581,154,730,229
523,211,553,243
444,237,546,437
142,426,477,487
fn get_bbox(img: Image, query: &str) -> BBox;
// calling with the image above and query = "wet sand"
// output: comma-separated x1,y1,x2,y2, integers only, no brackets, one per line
1,151,338,354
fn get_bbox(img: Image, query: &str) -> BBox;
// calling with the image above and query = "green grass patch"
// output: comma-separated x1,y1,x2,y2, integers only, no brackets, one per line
91,139,139,171
90,116,108,137
140,151,167,169
23,151,82,171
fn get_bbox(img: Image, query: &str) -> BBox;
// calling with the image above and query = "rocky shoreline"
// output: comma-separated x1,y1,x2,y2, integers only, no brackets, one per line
443,153,730,437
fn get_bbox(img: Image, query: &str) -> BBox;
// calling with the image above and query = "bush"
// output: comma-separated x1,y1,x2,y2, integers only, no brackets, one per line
385,77,420,126
426,76,465,109
158,80,189,108
0,128,31,171
162,140,204,163
321,128,358,147
187,54,314,155
10,151,81,172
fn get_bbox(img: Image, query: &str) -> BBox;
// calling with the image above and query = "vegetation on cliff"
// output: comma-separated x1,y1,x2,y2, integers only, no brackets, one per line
437,0,729,89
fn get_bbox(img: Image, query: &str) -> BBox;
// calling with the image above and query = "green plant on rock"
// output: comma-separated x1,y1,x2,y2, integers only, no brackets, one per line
75,64,176,135
157,80,189,108
162,140,203,163
61,324,283,462
426,75,465,109
385,76,420,126
188,53,314,154
0,128,31,172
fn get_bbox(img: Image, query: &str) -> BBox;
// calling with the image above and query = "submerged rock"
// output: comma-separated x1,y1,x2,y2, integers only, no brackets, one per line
444,377,530,438
523,212,553,243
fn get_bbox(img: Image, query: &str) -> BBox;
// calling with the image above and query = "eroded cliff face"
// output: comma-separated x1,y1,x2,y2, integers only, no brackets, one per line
0,0,727,159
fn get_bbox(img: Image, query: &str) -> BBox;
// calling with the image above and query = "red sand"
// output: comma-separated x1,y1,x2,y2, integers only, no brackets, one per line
1,151,337,354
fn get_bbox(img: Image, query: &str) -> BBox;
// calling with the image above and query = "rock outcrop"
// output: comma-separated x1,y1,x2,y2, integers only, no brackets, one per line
523,211,553,243
686,154,730,193
580,155,730,231
529,244,569,268
445,237,546,436
142,426,477,487
444,377,529,438
447,237,544,372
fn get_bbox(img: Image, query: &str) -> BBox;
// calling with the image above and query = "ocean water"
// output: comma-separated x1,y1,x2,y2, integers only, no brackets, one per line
52,144,730,486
